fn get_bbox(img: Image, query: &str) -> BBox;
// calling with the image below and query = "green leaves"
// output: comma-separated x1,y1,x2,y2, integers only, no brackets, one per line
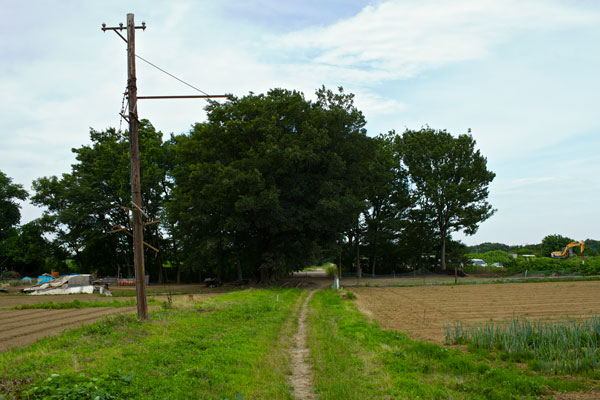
21,372,134,399
397,128,496,269
30,122,169,276
171,87,374,279
0,170,28,240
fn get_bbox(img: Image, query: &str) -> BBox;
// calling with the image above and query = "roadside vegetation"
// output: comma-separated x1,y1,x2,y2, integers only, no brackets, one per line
465,235,600,276
306,289,583,399
0,288,300,400
464,250,600,276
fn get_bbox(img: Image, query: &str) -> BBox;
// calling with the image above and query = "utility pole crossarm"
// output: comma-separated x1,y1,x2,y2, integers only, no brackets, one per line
102,21,145,42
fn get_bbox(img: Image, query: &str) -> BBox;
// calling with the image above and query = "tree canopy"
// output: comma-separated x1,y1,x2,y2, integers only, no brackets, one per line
397,128,496,270
0,171,28,240
31,122,169,278
170,87,376,280
3,87,501,280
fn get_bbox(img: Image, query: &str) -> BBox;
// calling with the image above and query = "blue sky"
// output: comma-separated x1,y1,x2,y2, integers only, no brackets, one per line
1,0,599,246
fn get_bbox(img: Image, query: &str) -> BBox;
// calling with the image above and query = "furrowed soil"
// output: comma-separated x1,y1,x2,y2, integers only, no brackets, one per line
0,291,224,352
0,307,137,352
340,273,503,287
352,280,600,343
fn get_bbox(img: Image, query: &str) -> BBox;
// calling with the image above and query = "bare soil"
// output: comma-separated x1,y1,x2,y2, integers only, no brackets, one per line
290,291,317,400
0,291,224,353
286,269,330,400
352,281,600,343
0,307,137,352
341,273,508,287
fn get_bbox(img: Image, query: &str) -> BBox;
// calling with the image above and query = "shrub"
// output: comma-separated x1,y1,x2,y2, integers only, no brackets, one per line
464,250,516,270
325,263,338,277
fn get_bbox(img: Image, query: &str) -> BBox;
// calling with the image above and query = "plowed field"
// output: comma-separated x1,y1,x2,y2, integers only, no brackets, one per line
0,307,136,352
0,292,224,352
352,281,600,343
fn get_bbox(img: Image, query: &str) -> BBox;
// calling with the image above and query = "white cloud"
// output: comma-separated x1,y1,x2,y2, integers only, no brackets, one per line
3,0,600,245
272,0,599,84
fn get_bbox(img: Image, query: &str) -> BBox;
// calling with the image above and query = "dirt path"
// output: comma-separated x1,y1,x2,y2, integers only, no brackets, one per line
290,290,317,400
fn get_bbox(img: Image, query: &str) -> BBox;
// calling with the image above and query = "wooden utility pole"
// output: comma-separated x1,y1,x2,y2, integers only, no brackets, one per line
102,13,231,321
126,13,148,321
103,14,148,320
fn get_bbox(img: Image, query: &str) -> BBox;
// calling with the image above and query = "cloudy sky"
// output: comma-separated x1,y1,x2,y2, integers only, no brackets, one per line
1,0,599,246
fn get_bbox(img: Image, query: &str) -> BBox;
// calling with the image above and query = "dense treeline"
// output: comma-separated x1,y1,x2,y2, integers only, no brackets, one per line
1,87,496,282
467,235,600,258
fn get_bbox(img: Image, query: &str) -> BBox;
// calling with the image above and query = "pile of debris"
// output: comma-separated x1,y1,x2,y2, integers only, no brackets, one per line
21,274,96,296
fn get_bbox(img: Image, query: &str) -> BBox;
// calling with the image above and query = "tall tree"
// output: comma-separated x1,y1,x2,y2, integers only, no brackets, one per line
540,234,576,257
32,121,169,277
0,171,28,240
362,135,410,274
171,87,374,280
0,220,68,276
397,128,495,270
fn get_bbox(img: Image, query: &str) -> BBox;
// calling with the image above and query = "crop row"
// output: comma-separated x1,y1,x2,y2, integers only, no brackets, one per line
445,315,600,373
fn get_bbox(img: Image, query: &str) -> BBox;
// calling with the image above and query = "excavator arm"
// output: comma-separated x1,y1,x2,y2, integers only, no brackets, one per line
550,240,584,259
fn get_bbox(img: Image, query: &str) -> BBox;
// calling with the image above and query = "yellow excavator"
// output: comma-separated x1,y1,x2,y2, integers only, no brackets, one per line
550,240,584,259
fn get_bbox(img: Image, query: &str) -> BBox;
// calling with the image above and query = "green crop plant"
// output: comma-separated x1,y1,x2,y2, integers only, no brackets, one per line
445,315,600,373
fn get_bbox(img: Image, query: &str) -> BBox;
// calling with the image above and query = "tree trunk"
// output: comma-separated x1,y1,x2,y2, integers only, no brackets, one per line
260,267,269,283
371,231,378,276
126,254,133,278
440,230,447,271
157,249,166,285
216,240,223,281
171,237,181,284
338,237,342,279
236,259,243,281
356,230,361,280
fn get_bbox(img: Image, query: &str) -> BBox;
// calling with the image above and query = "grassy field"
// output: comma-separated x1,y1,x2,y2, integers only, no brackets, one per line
0,288,301,399
306,289,585,399
2,285,600,399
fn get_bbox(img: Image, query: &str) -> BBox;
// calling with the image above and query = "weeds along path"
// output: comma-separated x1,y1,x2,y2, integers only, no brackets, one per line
290,289,317,400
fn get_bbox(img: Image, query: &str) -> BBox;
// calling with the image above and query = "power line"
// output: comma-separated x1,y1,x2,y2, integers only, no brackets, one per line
135,54,210,96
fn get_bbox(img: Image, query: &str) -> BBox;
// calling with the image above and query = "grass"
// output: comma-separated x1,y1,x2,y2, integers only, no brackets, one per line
301,262,334,272
0,280,23,287
5,298,161,310
0,288,301,399
306,288,583,399
445,316,600,374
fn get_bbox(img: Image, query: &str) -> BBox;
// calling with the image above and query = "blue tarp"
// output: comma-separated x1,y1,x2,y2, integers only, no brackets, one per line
59,273,79,278
21,277,35,283
37,275,54,284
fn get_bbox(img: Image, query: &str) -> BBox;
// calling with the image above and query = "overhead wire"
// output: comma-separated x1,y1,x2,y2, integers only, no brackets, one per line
134,53,210,96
